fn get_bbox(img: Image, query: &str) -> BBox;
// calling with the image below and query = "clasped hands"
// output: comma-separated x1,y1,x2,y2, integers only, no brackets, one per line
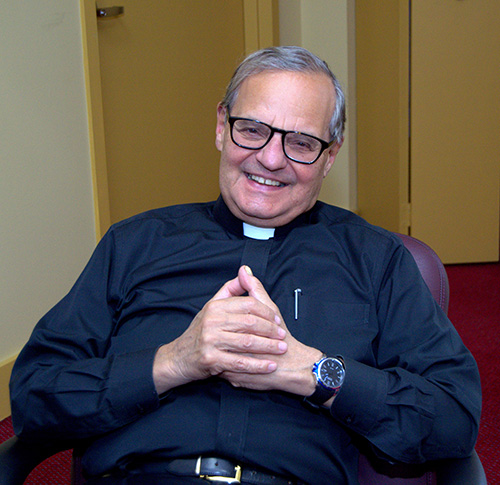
153,266,322,397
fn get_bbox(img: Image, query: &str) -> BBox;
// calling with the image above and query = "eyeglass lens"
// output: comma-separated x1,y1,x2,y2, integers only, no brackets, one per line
231,119,323,163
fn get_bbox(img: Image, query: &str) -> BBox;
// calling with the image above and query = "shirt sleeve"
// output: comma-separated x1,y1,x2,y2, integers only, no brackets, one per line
9,228,160,444
329,241,481,464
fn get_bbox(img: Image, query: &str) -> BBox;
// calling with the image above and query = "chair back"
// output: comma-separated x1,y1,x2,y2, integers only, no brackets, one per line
397,234,449,313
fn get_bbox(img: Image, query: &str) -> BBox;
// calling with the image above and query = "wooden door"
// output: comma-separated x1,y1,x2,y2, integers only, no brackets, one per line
356,1,499,263
81,0,278,237
410,1,500,263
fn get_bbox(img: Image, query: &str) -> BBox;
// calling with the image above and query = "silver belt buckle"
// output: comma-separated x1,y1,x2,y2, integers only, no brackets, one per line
195,456,242,484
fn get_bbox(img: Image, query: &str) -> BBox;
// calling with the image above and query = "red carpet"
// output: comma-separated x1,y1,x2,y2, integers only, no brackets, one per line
1,262,498,483
446,262,500,484
0,416,71,483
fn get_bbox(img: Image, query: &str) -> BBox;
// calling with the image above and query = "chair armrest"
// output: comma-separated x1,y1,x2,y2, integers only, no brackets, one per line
0,436,63,485
435,450,487,485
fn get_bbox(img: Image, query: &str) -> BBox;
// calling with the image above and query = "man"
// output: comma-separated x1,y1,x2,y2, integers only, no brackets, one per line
10,47,480,484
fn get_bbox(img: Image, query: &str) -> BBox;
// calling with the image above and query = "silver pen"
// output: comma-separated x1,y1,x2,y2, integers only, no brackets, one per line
294,288,302,320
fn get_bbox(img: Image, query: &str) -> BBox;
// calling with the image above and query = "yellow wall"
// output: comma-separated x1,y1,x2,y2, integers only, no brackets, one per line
356,1,409,232
0,357,16,420
280,0,357,211
0,1,96,419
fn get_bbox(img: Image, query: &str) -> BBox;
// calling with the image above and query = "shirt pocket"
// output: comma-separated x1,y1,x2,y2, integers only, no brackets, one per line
289,297,372,356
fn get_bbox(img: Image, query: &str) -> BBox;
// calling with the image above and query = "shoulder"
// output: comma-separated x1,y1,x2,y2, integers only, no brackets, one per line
97,201,220,261
108,201,217,237
309,202,419,289
312,201,402,250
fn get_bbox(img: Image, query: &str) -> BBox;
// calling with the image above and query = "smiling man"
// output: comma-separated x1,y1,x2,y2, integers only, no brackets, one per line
10,47,480,484
216,69,340,228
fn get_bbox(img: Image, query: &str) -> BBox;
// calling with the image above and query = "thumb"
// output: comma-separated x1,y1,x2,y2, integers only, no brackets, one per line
237,266,281,320
211,270,247,301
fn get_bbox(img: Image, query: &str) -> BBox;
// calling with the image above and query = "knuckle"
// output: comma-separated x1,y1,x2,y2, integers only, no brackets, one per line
242,297,258,315
240,334,254,350
233,356,250,372
199,348,216,368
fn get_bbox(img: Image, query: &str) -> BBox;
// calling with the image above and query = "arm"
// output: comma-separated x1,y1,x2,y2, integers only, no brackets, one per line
329,244,481,463
9,230,160,442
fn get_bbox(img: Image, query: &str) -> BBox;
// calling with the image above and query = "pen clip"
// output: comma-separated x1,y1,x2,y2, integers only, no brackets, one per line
294,288,302,320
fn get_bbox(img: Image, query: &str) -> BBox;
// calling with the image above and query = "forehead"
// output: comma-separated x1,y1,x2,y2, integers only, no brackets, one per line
232,70,336,136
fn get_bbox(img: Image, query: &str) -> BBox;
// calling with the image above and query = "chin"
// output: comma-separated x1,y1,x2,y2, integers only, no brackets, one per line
242,210,298,228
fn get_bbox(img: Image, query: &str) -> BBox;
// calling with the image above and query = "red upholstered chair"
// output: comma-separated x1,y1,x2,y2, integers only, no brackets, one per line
397,234,449,313
0,234,486,485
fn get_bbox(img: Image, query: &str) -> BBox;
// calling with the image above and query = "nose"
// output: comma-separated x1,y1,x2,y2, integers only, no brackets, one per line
255,132,289,170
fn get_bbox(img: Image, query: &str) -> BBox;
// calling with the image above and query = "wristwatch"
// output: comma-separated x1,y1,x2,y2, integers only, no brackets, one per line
304,355,345,407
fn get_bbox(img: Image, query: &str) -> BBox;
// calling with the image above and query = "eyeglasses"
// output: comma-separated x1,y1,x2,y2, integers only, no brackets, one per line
227,116,334,165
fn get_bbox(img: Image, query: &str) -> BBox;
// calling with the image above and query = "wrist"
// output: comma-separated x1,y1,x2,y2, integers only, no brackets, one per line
304,349,325,395
153,342,191,394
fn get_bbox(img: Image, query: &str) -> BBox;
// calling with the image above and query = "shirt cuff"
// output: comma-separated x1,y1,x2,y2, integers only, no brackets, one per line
330,357,387,436
108,347,160,421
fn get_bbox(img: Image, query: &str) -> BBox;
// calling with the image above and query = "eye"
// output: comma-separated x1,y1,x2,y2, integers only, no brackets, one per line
235,120,268,139
295,140,313,150
286,134,318,152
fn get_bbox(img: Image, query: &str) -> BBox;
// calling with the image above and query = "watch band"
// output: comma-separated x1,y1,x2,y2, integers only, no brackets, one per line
306,381,341,406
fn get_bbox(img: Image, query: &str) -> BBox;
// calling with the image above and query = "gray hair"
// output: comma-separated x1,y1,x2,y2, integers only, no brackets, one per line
220,46,346,145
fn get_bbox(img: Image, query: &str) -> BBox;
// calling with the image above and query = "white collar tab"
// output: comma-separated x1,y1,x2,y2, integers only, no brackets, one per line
243,223,275,240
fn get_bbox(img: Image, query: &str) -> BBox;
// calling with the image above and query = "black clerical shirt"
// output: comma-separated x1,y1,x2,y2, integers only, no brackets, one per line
10,197,481,483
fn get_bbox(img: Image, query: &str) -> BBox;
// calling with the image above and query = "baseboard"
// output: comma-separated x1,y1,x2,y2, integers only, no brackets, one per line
0,355,17,420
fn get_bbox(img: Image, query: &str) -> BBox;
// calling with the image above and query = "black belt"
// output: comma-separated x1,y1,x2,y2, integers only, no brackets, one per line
129,456,298,484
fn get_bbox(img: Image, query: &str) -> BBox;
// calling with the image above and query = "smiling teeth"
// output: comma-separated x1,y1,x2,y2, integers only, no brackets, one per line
247,174,284,187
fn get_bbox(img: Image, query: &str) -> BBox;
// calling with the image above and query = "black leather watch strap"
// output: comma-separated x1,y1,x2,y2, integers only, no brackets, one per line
305,383,339,407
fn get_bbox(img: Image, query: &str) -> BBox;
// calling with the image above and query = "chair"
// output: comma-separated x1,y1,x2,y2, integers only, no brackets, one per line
0,234,486,485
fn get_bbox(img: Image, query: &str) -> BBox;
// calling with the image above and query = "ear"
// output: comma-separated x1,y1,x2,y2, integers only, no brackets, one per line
323,140,342,178
215,104,227,152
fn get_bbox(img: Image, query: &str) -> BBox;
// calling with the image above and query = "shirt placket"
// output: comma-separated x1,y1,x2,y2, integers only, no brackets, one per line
214,238,273,458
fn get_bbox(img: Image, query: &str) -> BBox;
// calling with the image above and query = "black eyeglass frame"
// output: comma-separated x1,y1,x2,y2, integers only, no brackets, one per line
227,116,335,165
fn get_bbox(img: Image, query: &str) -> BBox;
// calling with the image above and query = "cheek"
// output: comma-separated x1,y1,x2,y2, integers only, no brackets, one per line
290,169,326,210
219,147,245,188
221,141,251,170
295,166,324,193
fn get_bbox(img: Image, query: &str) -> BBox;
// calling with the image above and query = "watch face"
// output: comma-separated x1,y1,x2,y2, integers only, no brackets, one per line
318,358,345,390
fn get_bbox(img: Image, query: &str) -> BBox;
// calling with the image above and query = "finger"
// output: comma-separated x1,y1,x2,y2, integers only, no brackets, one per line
237,266,282,324
212,265,260,301
209,266,282,327
216,354,278,376
219,329,288,355
200,302,286,341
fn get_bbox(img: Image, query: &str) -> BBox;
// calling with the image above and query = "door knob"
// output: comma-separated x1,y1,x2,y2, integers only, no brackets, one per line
96,6,124,19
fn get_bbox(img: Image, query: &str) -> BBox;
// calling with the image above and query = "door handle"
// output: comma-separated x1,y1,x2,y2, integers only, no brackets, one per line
96,6,124,19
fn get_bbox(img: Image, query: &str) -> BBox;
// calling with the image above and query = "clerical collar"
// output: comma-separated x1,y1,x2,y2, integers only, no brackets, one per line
213,196,315,239
243,223,275,240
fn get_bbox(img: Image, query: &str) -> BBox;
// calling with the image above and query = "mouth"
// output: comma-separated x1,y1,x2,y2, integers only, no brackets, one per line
246,173,286,187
